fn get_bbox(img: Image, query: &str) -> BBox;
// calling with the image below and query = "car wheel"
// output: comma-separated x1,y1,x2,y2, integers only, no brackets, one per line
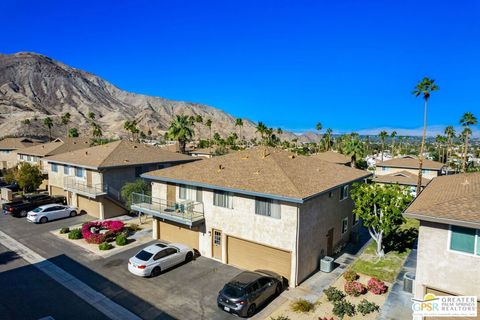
20,210,27,217
150,267,161,277
246,304,256,317
185,251,193,262
39,217,48,224
70,210,77,217
275,283,282,296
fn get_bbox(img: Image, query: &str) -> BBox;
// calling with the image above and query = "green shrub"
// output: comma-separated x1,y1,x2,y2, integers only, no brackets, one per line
68,228,83,240
127,223,142,232
116,234,128,246
290,299,316,313
99,242,113,250
357,299,380,315
332,300,356,319
270,316,290,320
323,286,345,302
60,227,70,234
343,270,359,282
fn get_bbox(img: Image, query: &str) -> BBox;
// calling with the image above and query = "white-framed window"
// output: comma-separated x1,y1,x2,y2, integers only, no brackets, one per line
213,190,233,209
64,165,70,175
340,185,349,201
449,225,480,256
178,185,201,202
342,217,348,234
51,163,58,172
75,167,85,178
255,197,281,219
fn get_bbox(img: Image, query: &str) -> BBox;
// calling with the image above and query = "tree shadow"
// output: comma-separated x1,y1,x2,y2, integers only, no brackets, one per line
384,227,418,254
0,250,21,265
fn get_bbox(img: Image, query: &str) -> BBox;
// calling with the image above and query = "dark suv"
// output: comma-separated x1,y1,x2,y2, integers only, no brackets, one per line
217,270,283,317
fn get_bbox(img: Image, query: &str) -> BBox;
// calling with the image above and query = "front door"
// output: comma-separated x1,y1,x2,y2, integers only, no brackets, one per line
166,183,176,206
326,228,334,256
212,229,223,260
86,170,93,187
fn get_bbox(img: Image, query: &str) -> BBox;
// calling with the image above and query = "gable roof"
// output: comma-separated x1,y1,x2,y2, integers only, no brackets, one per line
16,138,91,157
373,170,430,187
0,137,42,150
142,146,371,203
376,156,444,170
404,172,480,228
312,151,351,164
45,140,195,170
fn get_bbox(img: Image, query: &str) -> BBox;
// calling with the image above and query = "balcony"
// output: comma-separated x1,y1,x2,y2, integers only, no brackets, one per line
130,193,205,227
63,176,107,197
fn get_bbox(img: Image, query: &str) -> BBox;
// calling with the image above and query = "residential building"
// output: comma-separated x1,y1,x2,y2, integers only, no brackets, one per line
44,140,197,219
375,156,446,180
132,146,371,287
0,137,42,170
372,170,430,196
313,151,351,166
404,173,480,311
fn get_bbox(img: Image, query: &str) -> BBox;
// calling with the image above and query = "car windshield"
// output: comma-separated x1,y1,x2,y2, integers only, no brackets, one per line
32,207,43,213
223,284,245,298
135,250,153,261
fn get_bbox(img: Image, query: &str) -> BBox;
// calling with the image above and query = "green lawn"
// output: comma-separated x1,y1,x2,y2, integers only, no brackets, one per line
349,218,419,283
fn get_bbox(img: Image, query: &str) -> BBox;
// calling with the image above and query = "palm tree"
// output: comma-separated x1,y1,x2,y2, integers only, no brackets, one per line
342,135,366,168
205,119,213,152
256,122,268,145
61,112,71,136
378,130,388,161
88,112,96,121
194,115,203,142
43,117,54,141
444,125,456,165
316,122,323,152
167,115,194,154
435,135,445,162
324,128,333,151
390,131,397,157
68,128,79,137
413,77,439,195
459,112,478,172
92,122,103,139
235,118,244,144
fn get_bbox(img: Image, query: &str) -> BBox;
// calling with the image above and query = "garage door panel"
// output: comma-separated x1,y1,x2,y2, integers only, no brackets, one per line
158,221,199,250
227,236,291,282
425,288,480,320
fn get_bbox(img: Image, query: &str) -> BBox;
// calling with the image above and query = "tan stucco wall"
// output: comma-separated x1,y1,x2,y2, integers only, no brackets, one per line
0,151,18,169
375,167,438,180
101,197,127,219
414,221,480,299
47,164,102,189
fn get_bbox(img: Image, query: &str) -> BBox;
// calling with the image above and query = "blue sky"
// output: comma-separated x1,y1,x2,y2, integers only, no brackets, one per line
1,0,479,136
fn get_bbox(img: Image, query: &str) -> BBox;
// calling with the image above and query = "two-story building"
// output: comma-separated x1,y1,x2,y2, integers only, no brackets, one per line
0,137,42,170
132,146,371,287
404,173,480,312
44,140,196,219
375,156,446,180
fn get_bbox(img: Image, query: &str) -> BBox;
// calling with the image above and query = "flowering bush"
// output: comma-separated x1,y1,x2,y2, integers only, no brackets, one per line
81,220,125,244
344,281,367,296
343,270,359,282
367,278,388,295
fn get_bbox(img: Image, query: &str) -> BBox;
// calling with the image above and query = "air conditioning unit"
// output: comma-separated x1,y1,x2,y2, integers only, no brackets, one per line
403,272,415,293
320,256,334,273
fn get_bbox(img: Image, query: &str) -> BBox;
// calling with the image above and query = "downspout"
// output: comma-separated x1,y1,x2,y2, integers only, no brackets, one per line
295,203,300,287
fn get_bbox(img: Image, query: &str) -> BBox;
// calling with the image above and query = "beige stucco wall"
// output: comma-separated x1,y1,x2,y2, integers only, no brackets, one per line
375,167,439,180
414,221,480,299
0,151,18,169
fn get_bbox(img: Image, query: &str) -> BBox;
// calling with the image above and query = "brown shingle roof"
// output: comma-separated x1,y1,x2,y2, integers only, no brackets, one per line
376,156,444,170
312,151,351,164
45,140,195,169
373,170,430,187
143,146,371,201
0,137,42,150
17,138,91,157
404,172,480,228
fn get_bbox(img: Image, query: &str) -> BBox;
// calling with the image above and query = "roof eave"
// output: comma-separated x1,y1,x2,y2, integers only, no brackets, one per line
403,212,480,229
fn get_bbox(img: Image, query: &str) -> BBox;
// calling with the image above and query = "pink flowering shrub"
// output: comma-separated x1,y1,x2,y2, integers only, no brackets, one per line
81,220,125,244
367,278,388,295
344,281,367,297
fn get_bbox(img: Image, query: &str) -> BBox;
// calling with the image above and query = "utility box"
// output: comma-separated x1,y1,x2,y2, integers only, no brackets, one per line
403,272,415,293
320,256,334,273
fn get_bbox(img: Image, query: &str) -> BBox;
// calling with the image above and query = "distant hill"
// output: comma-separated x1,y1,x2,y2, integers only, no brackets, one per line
0,52,318,142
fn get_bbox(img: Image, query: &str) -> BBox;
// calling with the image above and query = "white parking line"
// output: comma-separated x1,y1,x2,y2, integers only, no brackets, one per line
0,230,142,320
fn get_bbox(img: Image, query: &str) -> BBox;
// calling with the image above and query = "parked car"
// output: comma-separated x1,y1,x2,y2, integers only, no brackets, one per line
217,270,283,317
2,194,67,217
2,182,20,192
128,243,194,277
26,204,78,224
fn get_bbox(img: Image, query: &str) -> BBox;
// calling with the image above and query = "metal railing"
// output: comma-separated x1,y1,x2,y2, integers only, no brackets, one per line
64,176,107,197
131,192,205,227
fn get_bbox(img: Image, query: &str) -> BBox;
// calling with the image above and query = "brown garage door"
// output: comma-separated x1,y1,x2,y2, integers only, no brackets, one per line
426,288,480,320
227,236,291,282
158,221,199,250
77,195,100,218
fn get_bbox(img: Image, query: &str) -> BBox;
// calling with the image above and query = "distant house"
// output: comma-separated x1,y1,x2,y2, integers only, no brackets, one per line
313,151,351,166
131,146,371,286
188,148,214,158
0,137,42,170
375,156,446,180
44,140,197,219
372,170,430,196
404,173,480,308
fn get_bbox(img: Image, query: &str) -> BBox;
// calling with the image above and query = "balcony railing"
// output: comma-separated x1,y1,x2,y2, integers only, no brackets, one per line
130,192,205,227
64,176,107,197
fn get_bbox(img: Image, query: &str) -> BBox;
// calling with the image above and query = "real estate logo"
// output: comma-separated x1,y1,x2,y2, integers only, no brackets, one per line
412,293,478,317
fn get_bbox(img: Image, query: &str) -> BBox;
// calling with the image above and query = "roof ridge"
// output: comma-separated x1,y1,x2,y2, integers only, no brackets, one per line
270,150,305,198
97,140,125,167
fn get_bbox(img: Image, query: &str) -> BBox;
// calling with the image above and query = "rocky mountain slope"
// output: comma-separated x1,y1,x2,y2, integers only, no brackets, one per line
0,52,317,142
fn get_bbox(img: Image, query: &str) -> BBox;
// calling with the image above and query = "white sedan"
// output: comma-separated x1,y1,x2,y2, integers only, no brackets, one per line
27,204,78,224
128,243,194,277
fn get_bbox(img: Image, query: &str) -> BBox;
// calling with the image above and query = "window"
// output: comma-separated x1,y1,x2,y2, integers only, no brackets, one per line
75,167,84,178
213,190,233,209
64,165,69,175
179,185,202,202
51,163,58,172
450,226,480,255
179,184,187,199
255,197,281,219
213,230,222,245
342,217,348,234
340,185,349,200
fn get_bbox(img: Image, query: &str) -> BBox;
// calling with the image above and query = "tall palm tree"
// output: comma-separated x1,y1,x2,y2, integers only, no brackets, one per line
435,135,445,162
167,115,195,154
43,117,54,141
88,112,96,121
235,118,244,145
342,135,366,168
390,131,397,157
459,112,478,172
256,122,268,145
61,112,71,136
444,125,456,165
413,77,439,195
316,122,323,152
205,119,213,152
194,115,203,142
324,128,333,151
92,122,103,139
378,130,388,161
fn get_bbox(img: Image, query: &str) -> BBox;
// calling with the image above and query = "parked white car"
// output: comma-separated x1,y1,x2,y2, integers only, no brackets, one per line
128,243,194,277
26,204,78,224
